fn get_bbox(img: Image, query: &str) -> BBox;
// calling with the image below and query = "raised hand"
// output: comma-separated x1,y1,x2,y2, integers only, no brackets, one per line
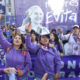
57,28,63,33
60,53,64,57
25,22,32,33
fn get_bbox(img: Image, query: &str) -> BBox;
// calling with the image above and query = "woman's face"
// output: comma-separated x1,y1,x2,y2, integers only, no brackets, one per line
40,36,49,46
13,35,22,46
50,33,55,41
31,34,36,41
30,8,43,24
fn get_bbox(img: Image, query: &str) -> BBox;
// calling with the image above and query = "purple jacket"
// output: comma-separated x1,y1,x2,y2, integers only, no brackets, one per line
0,28,32,79
26,34,61,78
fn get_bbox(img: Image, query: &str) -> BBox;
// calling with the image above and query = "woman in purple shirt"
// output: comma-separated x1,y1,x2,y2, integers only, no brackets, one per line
0,27,32,80
25,23,61,80
50,32,64,57
0,13,32,80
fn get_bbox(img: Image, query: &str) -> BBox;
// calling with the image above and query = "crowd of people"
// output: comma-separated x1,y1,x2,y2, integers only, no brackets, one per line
1,23,80,56
0,12,80,80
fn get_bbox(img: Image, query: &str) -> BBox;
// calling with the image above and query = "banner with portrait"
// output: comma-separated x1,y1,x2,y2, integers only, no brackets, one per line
14,0,79,33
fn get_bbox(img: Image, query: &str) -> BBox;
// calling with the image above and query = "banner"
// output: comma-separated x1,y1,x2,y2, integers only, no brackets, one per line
46,0,79,25
27,56,80,80
0,52,80,80
14,0,47,26
0,0,5,14
60,56,80,78
14,0,79,32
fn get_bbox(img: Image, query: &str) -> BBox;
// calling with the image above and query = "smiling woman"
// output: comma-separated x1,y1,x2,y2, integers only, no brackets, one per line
25,22,61,80
0,14,32,80
0,29,32,80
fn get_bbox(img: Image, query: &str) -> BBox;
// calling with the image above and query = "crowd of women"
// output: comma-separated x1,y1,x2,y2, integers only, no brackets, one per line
0,13,80,80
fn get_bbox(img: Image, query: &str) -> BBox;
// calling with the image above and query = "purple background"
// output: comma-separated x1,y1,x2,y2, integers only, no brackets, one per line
14,0,79,33
14,0,47,27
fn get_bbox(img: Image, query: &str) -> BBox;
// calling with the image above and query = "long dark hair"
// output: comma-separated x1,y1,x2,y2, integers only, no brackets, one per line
7,34,26,53
51,32,60,50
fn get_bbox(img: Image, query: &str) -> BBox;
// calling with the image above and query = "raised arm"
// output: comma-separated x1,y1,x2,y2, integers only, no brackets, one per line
26,34,39,54
0,28,11,51
25,22,39,54
0,14,11,51
57,28,70,40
